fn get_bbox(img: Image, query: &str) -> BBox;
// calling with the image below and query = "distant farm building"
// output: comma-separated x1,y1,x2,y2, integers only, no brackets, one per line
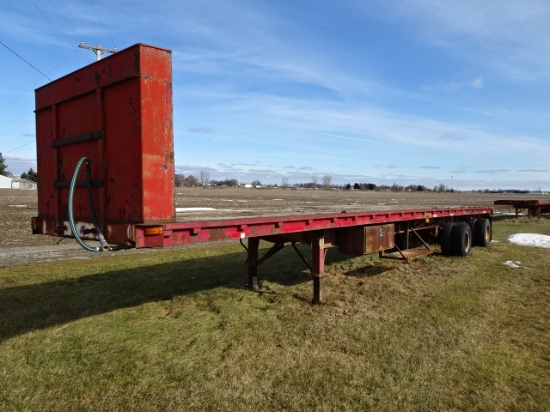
0,175,37,190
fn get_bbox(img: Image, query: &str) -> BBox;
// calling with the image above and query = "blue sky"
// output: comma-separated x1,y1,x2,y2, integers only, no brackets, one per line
1,0,549,190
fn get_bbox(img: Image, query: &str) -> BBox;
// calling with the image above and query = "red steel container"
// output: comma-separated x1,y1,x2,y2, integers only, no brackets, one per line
32,44,174,246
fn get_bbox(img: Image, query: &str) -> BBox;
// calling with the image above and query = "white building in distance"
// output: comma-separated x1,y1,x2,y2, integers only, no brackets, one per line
0,175,12,189
0,175,37,189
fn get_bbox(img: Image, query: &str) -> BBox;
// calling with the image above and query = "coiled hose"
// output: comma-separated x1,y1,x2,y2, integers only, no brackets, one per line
68,157,110,252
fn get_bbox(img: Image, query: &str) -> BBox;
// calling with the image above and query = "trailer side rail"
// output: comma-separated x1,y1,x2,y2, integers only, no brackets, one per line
136,206,493,247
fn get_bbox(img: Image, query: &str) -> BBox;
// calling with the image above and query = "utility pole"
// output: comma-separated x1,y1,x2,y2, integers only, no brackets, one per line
79,42,116,61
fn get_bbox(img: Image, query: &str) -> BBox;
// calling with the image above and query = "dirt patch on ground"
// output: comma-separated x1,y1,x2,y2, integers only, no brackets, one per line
0,187,539,265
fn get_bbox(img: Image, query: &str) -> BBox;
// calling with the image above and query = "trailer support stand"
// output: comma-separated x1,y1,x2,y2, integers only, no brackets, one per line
311,233,326,305
247,237,260,291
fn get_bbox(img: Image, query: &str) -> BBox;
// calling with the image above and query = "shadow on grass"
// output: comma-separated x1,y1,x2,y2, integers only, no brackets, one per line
344,265,392,278
0,243,393,342
0,245,321,343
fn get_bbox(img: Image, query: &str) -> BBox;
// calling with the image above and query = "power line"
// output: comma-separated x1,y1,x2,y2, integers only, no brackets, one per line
0,41,52,81
88,0,116,49
3,141,36,155
30,0,65,40
48,0,88,62
0,47,79,139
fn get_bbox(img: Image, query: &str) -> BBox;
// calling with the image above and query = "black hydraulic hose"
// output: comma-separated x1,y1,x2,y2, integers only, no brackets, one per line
68,157,109,252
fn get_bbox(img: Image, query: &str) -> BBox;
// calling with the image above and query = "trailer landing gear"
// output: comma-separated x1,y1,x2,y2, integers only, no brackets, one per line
243,233,328,305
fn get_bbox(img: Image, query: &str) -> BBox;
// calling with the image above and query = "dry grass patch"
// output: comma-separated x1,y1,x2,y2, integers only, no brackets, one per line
0,219,549,411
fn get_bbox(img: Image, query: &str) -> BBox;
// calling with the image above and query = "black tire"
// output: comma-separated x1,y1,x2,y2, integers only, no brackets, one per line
469,219,479,246
440,222,455,256
452,222,472,257
475,218,491,247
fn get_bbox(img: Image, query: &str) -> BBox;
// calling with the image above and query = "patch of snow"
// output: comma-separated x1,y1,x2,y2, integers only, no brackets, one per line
508,233,550,249
176,207,216,213
503,261,523,268
495,212,526,216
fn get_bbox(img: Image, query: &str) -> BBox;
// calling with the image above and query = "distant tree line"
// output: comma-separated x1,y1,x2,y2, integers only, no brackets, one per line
174,174,199,187
21,168,38,183
344,183,453,193
175,170,538,193
174,172,456,192
474,189,530,194
175,173,240,188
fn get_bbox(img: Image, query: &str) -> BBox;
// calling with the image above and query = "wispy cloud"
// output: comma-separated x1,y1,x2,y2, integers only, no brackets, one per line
422,77,483,92
366,0,550,82
518,169,550,173
477,169,511,174
187,127,212,134
468,77,484,89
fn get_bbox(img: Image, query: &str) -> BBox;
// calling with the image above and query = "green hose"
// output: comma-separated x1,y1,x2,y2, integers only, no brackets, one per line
68,157,107,252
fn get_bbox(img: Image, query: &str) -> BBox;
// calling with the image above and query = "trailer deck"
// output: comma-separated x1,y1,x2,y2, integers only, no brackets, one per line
139,205,491,247
494,199,550,218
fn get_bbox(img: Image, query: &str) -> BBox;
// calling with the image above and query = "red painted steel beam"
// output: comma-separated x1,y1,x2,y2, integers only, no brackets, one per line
494,199,550,207
494,200,550,217
135,206,493,248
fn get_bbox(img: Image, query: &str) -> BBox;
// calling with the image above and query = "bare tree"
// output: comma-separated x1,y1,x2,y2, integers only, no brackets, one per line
322,175,332,190
199,170,210,187
184,175,199,187
281,176,289,188
311,175,319,189
174,173,185,187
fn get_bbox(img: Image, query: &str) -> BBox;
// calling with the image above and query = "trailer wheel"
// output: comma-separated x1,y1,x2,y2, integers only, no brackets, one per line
440,222,455,256
475,218,492,247
452,222,472,257
469,219,478,246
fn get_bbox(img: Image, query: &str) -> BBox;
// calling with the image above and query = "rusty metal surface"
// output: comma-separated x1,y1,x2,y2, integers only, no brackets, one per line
34,44,174,245
337,224,395,256
135,206,493,248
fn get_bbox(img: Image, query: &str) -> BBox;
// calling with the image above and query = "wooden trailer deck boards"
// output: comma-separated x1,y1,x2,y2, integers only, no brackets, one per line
32,43,494,303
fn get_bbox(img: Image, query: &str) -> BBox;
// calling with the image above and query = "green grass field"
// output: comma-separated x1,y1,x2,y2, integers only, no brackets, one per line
1,218,549,411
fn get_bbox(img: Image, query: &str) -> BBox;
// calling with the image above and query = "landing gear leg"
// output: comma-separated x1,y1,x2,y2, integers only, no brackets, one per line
247,237,260,291
311,233,326,305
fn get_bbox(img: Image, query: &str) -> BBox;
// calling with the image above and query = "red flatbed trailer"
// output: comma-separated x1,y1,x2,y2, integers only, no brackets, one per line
494,199,550,218
31,44,494,303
